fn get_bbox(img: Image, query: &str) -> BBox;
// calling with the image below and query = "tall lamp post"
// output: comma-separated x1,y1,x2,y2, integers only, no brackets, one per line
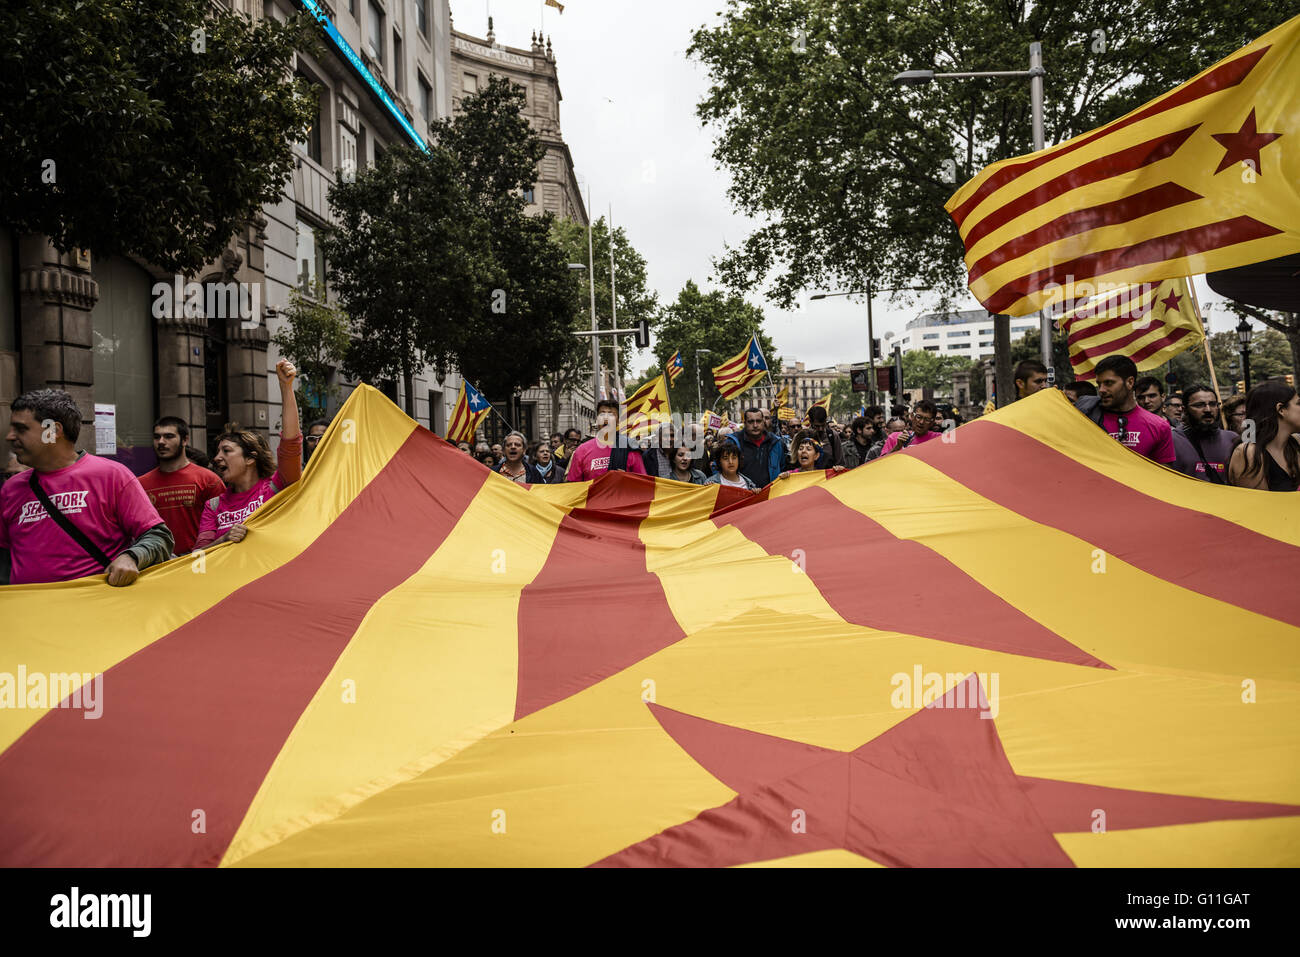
695,349,711,413
1236,318,1254,393
894,42,1051,402
811,283,926,407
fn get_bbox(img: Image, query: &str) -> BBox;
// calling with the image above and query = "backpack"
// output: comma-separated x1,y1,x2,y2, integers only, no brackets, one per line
607,442,632,472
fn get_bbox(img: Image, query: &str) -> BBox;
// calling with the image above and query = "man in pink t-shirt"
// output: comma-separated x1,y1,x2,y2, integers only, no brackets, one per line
566,399,647,481
2,390,171,586
879,400,943,457
1082,355,1176,464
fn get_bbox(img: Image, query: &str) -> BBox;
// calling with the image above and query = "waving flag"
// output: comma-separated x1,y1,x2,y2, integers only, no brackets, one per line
947,14,1300,318
666,350,684,384
802,393,831,425
1060,277,1206,381
622,374,671,439
2,386,1297,867
445,380,490,443
713,334,768,400
775,385,790,408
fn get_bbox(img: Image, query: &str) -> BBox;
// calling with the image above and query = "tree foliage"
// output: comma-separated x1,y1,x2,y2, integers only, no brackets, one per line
0,0,319,273
900,350,971,393
688,1,1297,310
325,144,491,414
653,281,780,413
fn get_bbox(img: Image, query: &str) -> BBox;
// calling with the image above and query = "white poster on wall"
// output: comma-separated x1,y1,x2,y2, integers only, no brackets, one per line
94,403,116,455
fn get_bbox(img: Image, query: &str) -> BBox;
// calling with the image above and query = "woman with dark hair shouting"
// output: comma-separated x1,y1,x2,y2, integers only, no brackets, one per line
195,359,303,548
1226,379,1300,491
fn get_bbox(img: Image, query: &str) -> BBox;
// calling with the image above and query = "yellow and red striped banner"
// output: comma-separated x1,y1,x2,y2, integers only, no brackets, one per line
2,385,1297,867
712,335,768,401
445,380,490,444
947,14,1300,318
1061,276,1206,380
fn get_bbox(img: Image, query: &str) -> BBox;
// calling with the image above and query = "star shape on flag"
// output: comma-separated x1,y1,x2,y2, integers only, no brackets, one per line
469,394,485,410
592,676,1300,868
1159,291,1183,313
647,397,664,412
1211,108,1282,175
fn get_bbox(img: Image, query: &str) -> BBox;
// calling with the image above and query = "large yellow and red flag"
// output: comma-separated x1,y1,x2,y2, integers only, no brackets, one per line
621,374,671,439
802,392,831,425
2,386,1297,867
1061,276,1206,381
947,14,1300,318
444,379,490,444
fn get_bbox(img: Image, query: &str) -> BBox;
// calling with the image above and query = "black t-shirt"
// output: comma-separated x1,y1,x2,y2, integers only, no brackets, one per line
1265,453,1298,491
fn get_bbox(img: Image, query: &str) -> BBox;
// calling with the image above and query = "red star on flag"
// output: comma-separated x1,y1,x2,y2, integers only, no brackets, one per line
593,677,1300,867
1211,108,1282,175
1160,291,1183,313
647,397,664,412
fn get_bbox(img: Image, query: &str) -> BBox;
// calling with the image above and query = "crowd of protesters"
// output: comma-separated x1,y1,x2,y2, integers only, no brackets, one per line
3,355,1298,587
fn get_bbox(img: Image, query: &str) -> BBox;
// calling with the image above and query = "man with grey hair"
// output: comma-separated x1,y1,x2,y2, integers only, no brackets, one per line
2,389,172,585
497,431,544,484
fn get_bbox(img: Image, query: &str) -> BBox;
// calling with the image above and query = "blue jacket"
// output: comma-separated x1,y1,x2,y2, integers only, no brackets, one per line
728,430,787,488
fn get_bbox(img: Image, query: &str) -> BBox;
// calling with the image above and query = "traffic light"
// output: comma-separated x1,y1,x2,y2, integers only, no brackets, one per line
634,319,651,349
871,338,882,360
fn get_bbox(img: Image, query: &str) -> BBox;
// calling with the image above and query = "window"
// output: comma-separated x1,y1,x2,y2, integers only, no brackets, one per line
339,126,357,182
415,0,428,37
296,222,326,295
367,1,384,66
924,345,940,352
348,0,355,15
979,341,993,349
464,72,478,94
950,342,971,349
522,187,535,204
922,333,940,340
296,75,322,163
418,73,432,121
1012,324,1034,332
947,330,971,337
393,30,403,92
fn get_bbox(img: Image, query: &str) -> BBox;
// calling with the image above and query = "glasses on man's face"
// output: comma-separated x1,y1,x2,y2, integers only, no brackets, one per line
306,434,322,444
1189,401,1218,411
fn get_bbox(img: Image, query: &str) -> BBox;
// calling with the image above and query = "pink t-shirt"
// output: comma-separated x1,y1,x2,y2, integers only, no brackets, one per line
0,453,164,584
195,434,302,549
880,429,942,456
1100,406,1175,464
564,439,647,481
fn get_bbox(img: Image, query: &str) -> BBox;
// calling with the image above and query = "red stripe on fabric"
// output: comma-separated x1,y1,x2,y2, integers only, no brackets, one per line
908,421,1300,626
962,128,1199,253
1129,327,1194,363
715,354,748,376
709,484,763,517
513,472,683,719
714,486,1109,667
984,216,1283,314
1066,294,1159,346
950,47,1269,228
1063,283,1159,333
969,183,1201,285
1018,776,1300,832
0,428,488,867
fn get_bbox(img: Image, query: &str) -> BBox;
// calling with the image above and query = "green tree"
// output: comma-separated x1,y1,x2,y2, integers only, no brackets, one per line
1010,328,1075,384
0,0,319,273
546,216,657,423
653,281,780,413
688,1,1295,310
1220,306,1300,385
435,77,583,405
900,350,969,394
828,376,857,420
271,285,351,421
1167,327,1296,395
325,144,491,415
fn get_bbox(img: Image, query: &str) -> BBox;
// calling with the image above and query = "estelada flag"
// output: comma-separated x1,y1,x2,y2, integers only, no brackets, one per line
1060,277,1206,381
802,393,831,425
777,406,798,421
947,14,1300,318
713,334,768,400
666,350,684,384
775,385,790,407
2,386,1298,867
445,379,490,444
622,374,671,439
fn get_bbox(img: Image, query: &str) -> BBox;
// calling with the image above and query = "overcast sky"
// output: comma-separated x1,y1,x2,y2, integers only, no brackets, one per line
459,0,1247,378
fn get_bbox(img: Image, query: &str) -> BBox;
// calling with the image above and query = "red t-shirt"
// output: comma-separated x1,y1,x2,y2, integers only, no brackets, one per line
138,462,227,554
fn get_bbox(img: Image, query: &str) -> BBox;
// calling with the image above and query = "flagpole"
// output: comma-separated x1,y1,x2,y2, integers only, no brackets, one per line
1185,277,1226,429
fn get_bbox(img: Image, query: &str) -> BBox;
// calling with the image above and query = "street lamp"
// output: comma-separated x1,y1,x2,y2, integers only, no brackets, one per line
1236,318,1254,392
811,284,926,407
695,349,711,413
893,43,1052,393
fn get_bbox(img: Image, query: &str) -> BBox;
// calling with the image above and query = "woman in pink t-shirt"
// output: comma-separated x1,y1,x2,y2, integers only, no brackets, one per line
195,359,302,550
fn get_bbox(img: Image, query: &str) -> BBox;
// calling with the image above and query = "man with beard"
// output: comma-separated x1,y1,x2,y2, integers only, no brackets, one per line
1075,355,1175,464
1171,386,1239,483
842,415,877,468
138,416,226,555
